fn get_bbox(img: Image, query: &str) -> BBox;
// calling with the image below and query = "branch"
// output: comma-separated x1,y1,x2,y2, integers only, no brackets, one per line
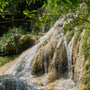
0,19,31,23
0,16,31,23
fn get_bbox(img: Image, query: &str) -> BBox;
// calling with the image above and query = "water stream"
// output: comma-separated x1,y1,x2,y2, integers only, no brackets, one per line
0,13,83,90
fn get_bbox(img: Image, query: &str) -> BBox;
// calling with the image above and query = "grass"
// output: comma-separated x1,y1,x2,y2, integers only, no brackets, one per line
0,55,18,67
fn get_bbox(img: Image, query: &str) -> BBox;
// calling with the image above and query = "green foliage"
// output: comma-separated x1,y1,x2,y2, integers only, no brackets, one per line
22,0,80,32
0,26,29,56
0,0,9,18
26,0,43,5
84,73,90,90
82,22,90,90
0,0,82,33
0,0,45,19
73,30,81,45
66,30,74,44
0,0,24,18
50,0,79,7
23,9,39,28
82,23,90,61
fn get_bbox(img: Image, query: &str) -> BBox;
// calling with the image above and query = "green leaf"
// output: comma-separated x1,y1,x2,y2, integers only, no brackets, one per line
23,10,28,16
42,3,46,8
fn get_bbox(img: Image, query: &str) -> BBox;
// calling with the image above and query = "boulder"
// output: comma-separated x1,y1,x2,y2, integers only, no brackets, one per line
0,74,28,90
19,34,35,51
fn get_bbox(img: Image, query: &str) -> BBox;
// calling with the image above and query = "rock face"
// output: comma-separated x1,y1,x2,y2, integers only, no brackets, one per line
19,34,35,51
30,32,68,83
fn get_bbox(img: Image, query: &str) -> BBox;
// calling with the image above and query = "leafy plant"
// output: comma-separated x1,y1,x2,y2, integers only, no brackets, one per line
0,26,29,56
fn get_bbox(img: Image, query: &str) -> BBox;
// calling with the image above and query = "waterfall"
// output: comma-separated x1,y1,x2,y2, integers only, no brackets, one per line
63,34,75,78
0,13,80,90
44,50,49,73
57,37,63,75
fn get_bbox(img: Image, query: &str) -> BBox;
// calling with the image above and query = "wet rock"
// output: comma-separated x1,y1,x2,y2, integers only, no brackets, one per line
60,42,68,73
0,74,28,90
0,74,45,90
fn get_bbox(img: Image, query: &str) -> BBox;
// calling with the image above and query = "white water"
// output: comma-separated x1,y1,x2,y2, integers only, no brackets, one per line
62,33,75,78
55,79,75,90
2,13,79,90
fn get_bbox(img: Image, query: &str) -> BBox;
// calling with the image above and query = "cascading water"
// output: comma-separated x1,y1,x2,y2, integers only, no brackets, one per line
0,13,82,90
63,33,75,79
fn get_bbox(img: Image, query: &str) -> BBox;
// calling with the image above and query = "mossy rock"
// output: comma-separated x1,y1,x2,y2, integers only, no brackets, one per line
1,34,35,56
19,34,35,51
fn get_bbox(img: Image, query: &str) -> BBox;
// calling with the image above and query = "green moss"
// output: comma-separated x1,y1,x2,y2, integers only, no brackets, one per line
82,22,90,90
84,73,90,90
73,30,82,46
0,55,18,67
44,39,48,45
66,30,74,44
63,5,89,89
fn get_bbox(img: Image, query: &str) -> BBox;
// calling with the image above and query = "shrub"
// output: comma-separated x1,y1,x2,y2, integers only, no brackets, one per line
0,26,31,56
